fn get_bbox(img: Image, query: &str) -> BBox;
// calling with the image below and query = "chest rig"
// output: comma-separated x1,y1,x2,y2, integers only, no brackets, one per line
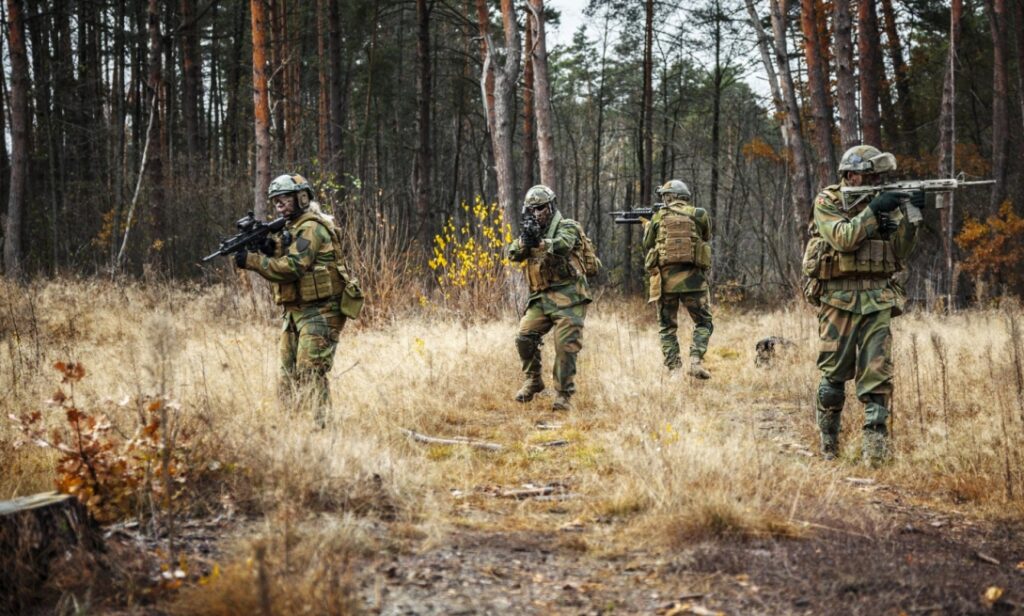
803,185,900,282
273,212,348,305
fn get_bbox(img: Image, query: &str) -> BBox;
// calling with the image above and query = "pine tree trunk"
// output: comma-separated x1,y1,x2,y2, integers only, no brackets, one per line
179,0,202,165
473,0,497,171
771,0,813,228
937,0,963,301
328,0,346,183
317,0,329,166
710,1,723,222
528,0,556,188
833,0,859,150
251,0,272,219
858,0,883,147
146,0,165,252
522,18,536,194
3,0,29,278
800,0,836,190
985,0,1009,210
478,0,521,223
414,0,432,248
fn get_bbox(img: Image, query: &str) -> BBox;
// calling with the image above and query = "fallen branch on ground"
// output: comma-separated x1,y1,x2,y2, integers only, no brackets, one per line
400,428,504,451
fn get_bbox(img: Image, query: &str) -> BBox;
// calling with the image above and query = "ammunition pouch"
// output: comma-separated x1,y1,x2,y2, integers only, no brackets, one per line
273,281,299,305
802,278,823,307
297,264,342,302
340,276,364,319
821,278,890,291
804,238,899,281
526,250,576,293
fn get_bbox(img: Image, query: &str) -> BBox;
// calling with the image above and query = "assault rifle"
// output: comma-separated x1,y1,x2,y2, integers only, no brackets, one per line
610,204,663,224
202,211,288,262
840,176,995,224
520,212,544,247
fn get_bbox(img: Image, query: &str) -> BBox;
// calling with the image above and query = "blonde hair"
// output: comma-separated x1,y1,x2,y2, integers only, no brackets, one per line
306,200,336,228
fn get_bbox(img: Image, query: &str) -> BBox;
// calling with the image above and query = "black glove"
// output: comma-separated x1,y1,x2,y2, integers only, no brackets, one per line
258,236,277,256
876,213,899,238
520,233,540,249
868,191,904,215
234,249,248,269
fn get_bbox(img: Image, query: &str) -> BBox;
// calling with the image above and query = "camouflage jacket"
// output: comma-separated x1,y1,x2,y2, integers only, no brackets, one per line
812,182,919,315
508,210,592,308
244,212,341,308
641,198,711,294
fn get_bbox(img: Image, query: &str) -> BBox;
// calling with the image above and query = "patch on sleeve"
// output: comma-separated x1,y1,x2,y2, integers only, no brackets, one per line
294,236,311,253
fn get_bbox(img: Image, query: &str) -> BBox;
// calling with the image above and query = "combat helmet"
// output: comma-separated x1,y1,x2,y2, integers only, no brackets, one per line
837,145,897,176
522,184,557,215
268,173,315,208
656,179,692,200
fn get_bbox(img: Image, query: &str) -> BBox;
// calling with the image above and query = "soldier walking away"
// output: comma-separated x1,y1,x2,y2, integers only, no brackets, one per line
642,180,714,379
802,145,921,465
235,173,363,428
508,185,595,412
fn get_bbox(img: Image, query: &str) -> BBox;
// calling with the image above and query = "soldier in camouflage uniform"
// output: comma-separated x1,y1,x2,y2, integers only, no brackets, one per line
236,173,356,428
804,145,921,464
642,180,714,379
508,185,592,411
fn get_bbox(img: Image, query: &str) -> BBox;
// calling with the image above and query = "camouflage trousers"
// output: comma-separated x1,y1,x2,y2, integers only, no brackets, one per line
516,299,587,397
279,302,346,428
815,305,893,450
658,291,713,369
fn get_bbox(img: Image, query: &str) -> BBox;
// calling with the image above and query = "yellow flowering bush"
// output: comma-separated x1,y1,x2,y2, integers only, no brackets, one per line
427,196,515,313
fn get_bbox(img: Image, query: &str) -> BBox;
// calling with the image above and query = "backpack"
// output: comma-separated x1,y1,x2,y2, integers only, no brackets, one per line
569,221,602,277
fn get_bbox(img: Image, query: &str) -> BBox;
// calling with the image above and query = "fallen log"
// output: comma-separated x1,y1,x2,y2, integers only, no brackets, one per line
400,428,504,451
0,491,103,614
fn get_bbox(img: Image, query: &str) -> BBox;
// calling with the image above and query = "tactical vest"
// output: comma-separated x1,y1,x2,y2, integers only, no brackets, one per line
525,220,582,293
655,204,711,269
272,211,348,306
802,185,900,281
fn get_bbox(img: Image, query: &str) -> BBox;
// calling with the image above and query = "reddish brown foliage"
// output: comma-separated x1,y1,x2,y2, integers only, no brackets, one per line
9,362,193,523
956,201,1024,291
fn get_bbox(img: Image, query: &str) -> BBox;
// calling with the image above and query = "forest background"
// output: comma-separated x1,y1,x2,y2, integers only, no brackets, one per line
0,0,1021,309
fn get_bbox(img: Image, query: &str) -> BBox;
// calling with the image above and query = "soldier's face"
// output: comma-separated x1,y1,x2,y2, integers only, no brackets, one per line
528,203,552,226
273,194,297,218
846,172,882,187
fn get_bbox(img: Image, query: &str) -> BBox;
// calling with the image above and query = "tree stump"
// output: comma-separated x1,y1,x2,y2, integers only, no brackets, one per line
0,491,102,614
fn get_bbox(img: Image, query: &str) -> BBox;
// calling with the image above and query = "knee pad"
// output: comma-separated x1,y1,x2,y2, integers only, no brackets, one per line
515,334,541,361
817,379,845,411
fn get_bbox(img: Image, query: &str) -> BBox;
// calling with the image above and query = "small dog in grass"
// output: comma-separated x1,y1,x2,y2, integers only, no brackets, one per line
755,336,795,367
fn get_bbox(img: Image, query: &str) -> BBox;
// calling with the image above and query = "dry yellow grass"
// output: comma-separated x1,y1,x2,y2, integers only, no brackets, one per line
2,278,1022,611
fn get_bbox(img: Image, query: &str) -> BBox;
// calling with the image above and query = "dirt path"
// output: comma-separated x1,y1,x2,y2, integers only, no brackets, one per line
348,403,1024,615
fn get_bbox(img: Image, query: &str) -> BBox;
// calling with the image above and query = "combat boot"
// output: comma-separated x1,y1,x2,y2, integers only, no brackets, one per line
552,392,572,411
688,356,711,379
862,428,891,467
820,437,839,461
514,375,545,402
